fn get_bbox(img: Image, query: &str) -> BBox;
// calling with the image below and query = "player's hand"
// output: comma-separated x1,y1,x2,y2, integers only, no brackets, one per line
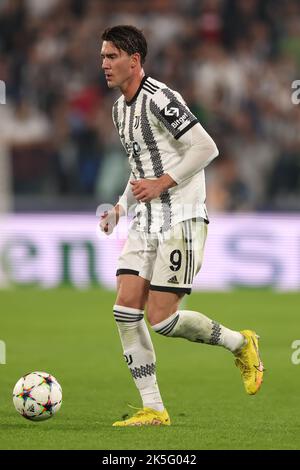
99,207,120,235
130,175,177,202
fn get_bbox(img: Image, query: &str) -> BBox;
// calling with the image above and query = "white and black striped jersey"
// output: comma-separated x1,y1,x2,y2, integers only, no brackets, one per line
112,76,211,233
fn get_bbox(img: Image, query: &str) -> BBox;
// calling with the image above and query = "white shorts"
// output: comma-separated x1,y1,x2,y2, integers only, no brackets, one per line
116,218,208,295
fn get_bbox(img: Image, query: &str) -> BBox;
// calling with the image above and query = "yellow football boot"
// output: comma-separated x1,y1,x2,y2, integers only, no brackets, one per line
113,407,171,427
235,330,264,395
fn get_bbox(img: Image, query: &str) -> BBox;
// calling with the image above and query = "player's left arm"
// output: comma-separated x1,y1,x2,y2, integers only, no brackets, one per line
130,175,176,202
131,89,218,202
166,121,219,185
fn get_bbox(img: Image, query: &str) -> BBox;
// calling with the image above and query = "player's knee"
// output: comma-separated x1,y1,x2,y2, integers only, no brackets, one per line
115,291,145,311
115,275,149,310
147,314,159,327
147,293,181,327
147,305,169,327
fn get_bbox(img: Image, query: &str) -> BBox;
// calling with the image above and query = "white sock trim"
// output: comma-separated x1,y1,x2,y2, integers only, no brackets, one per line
152,311,179,335
113,305,144,323
113,304,144,315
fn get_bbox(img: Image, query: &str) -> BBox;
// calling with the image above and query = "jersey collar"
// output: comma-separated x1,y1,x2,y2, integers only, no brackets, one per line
125,75,147,106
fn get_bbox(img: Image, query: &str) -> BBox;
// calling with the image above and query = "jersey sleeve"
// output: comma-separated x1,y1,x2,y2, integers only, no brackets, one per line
118,172,137,213
112,100,119,131
149,87,199,140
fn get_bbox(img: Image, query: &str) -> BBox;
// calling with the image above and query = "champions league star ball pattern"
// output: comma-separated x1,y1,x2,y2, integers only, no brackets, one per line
13,372,62,421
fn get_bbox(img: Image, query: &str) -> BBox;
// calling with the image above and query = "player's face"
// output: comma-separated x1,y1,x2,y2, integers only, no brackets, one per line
101,41,133,89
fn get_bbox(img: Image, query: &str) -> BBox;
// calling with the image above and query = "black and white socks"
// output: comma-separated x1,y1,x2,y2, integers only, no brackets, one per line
113,304,164,412
152,310,245,353
113,305,244,412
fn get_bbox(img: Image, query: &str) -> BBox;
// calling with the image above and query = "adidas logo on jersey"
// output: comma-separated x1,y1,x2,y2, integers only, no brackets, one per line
167,275,179,284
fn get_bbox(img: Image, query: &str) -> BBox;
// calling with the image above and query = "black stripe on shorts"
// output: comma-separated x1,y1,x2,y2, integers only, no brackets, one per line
116,269,139,276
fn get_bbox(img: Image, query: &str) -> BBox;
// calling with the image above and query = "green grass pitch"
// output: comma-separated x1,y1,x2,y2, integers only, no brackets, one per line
0,288,299,450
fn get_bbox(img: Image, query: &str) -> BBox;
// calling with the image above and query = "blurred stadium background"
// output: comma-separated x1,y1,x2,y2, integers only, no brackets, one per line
1,0,300,451
0,0,300,290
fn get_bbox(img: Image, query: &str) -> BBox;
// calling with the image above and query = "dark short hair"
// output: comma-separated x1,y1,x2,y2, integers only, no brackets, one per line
102,25,147,65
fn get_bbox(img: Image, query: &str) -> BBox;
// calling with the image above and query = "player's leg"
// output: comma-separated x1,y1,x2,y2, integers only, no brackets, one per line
147,218,263,395
147,288,245,353
147,219,245,350
148,291,263,395
116,273,149,309
112,230,169,426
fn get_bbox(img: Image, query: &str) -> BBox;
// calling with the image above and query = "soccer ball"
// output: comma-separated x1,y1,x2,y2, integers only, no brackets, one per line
13,371,62,421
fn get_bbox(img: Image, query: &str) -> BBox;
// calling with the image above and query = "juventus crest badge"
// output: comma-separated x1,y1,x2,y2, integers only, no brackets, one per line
134,115,140,129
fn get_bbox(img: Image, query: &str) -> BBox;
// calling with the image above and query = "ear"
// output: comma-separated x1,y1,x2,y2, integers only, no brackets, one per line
131,52,141,68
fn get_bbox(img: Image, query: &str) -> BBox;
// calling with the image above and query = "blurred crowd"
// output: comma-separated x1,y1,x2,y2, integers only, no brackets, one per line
0,0,300,212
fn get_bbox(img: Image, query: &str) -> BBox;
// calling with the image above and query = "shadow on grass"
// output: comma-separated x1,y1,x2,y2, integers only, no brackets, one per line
0,422,113,432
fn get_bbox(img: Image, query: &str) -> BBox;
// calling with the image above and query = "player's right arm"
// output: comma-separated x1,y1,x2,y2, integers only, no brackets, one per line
118,172,138,214
99,204,123,235
100,101,139,235
99,172,137,235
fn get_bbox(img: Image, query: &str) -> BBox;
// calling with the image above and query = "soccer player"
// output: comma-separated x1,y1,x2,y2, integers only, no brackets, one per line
100,25,264,427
